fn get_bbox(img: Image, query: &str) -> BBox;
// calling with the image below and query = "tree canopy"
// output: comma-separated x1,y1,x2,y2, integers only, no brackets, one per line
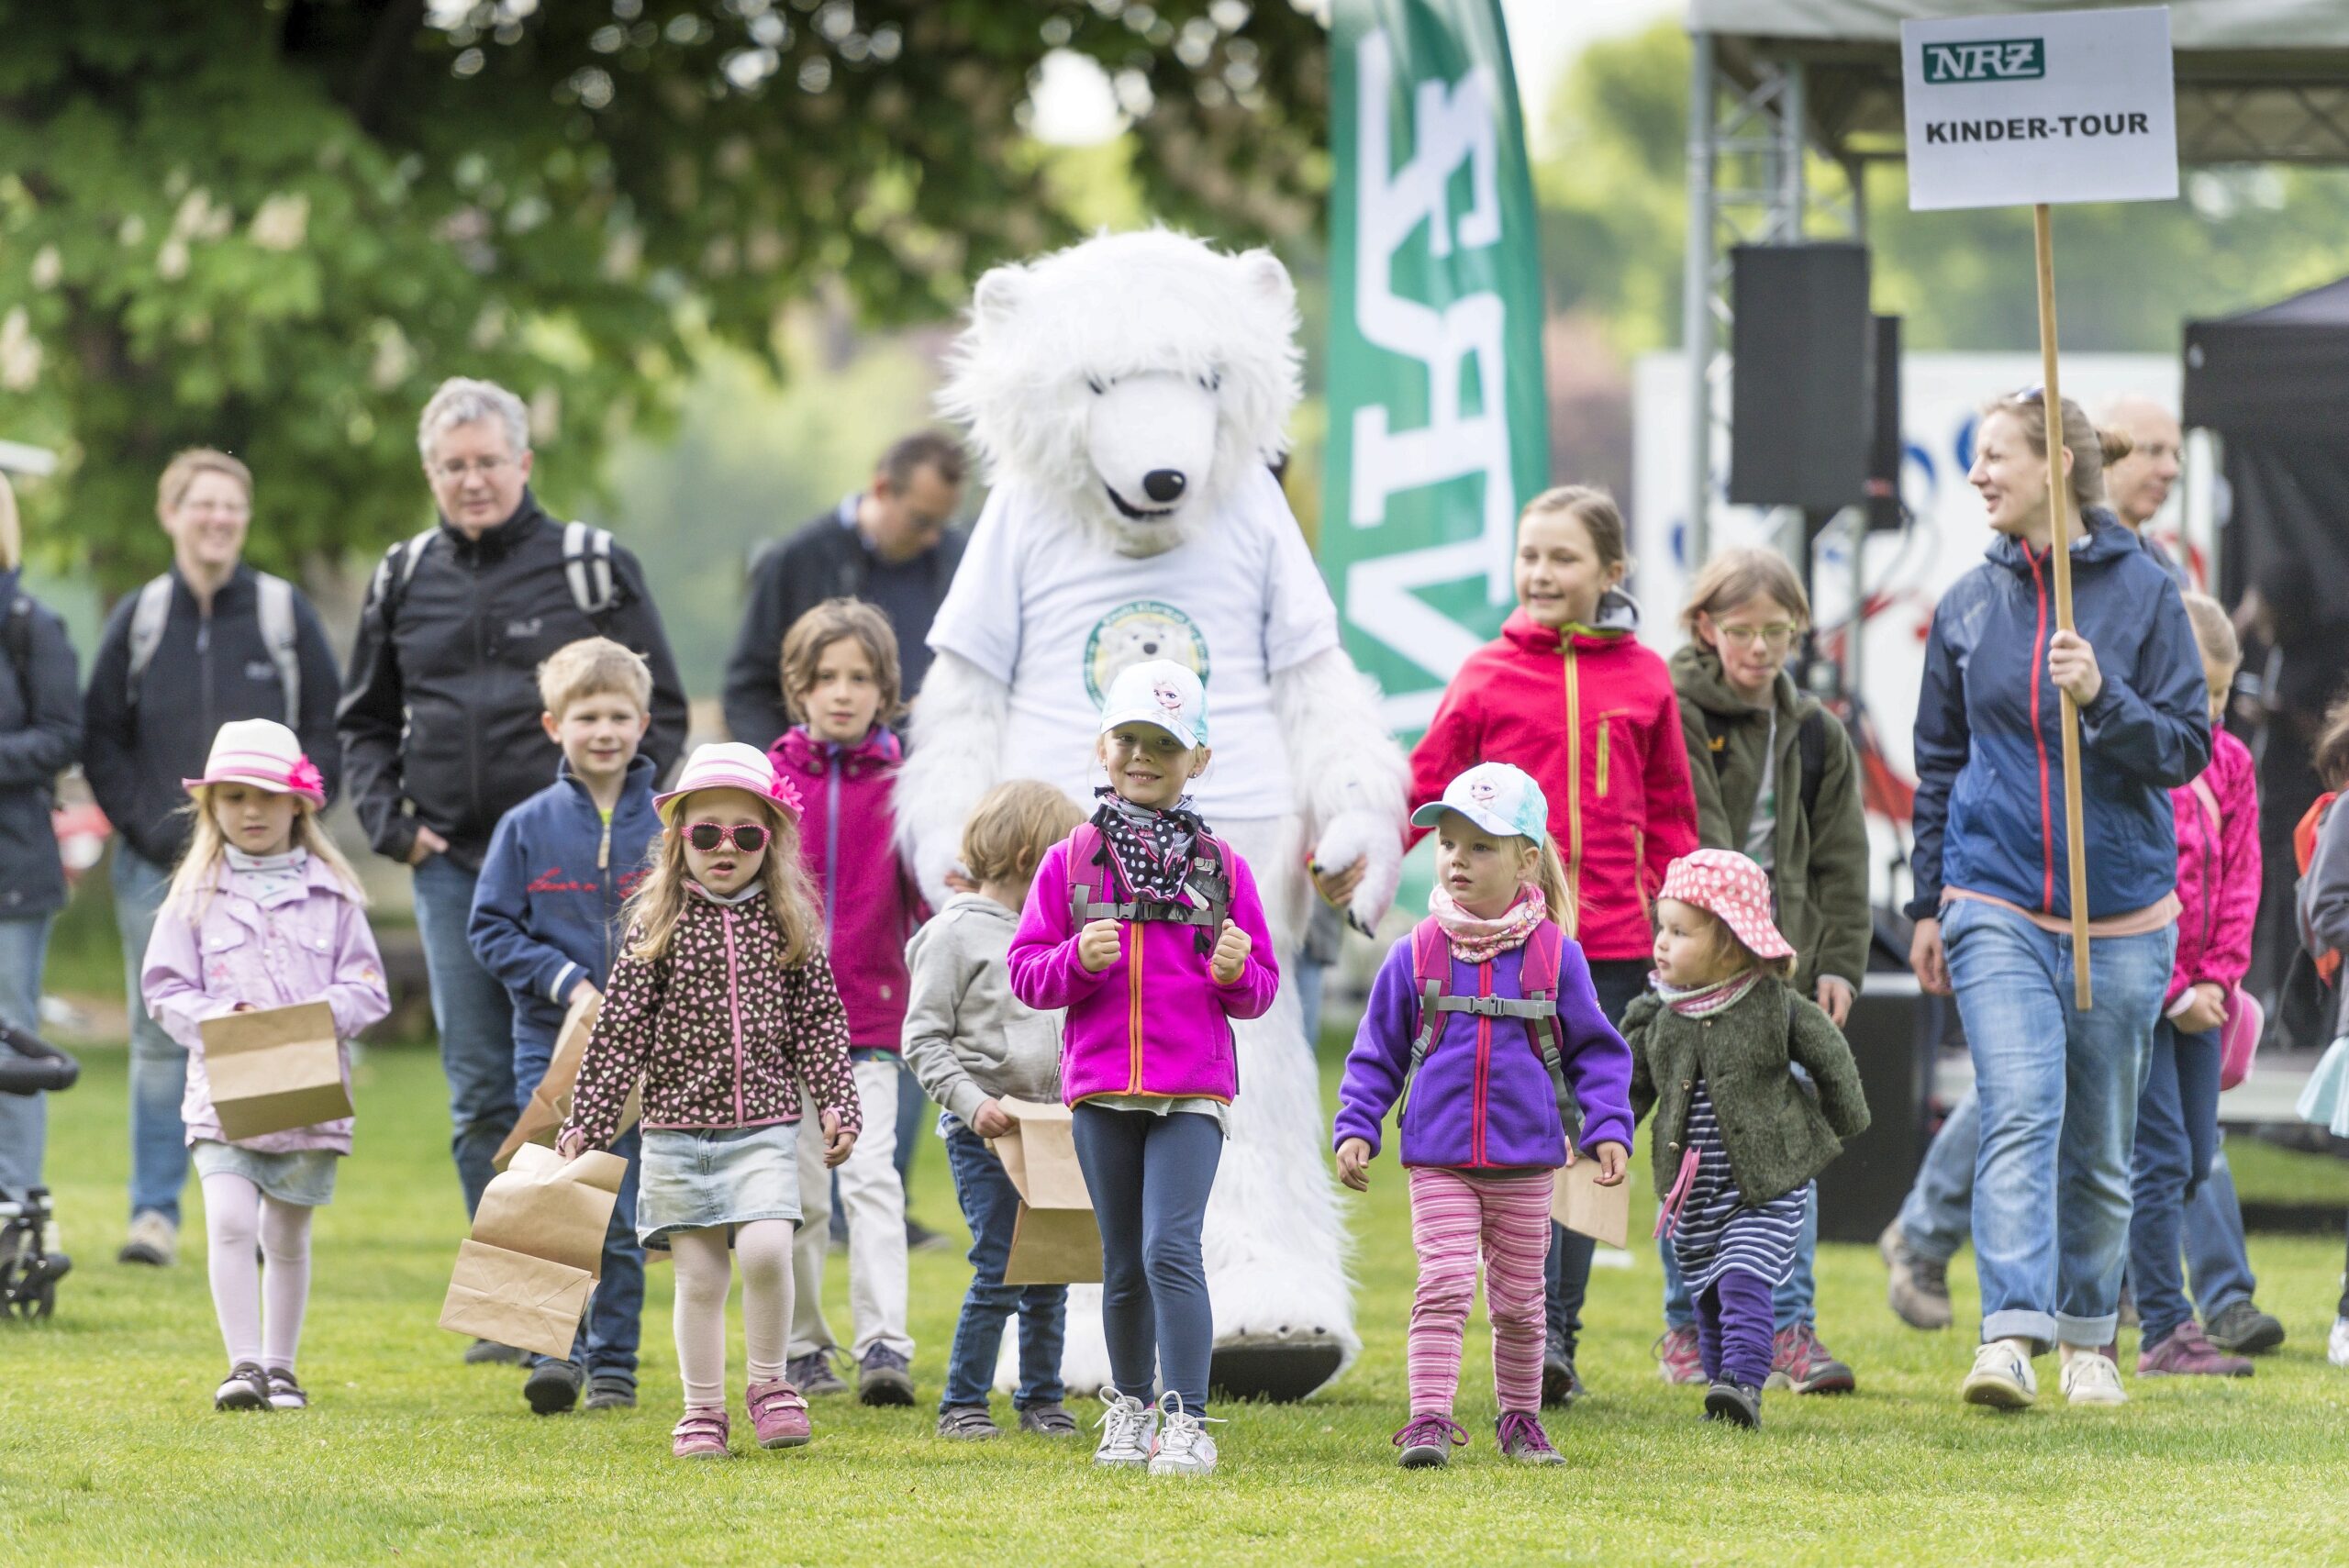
0,0,1327,593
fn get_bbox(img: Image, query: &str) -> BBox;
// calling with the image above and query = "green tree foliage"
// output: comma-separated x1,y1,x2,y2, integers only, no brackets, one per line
0,0,1327,593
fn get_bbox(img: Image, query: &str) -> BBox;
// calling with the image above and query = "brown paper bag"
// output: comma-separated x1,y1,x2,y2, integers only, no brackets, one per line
439,1144,629,1358
1552,1154,1631,1248
493,992,641,1171
988,1096,1100,1285
200,1001,351,1141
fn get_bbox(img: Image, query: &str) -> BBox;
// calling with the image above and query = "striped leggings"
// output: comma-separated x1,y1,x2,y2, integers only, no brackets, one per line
1407,1166,1554,1418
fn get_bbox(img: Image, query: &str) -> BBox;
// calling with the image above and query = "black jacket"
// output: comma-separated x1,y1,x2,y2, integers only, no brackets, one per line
0,573,83,917
719,500,965,751
82,565,344,868
336,494,688,872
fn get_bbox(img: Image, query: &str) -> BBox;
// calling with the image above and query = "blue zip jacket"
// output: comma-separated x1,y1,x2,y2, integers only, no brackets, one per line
468,752,662,1058
1908,513,2210,923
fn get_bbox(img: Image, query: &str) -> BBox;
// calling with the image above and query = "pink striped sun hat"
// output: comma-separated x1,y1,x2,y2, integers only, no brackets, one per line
651,741,804,826
1657,848,1795,962
182,718,327,807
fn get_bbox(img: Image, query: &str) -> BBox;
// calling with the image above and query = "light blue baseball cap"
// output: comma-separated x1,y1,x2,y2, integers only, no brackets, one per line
1098,658,1208,750
1409,762,1549,846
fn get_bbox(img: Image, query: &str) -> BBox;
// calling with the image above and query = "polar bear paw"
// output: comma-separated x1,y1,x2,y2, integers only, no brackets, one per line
1314,808,1404,933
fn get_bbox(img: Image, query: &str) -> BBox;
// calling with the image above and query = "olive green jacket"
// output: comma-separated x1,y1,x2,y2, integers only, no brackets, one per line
1670,644,1871,995
1622,976,1871,1206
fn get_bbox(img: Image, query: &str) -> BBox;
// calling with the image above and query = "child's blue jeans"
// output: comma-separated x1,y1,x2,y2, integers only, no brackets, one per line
940,1118,1068,1411
515,1030,644,1387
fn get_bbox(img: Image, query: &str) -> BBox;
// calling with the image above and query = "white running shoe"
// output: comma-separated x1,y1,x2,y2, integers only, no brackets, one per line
1146,1390,1221,1478
2328,1316,2349,1369
2060,1349,2127,1407
1092,1389,1156,1468
1960,1340,2037,1409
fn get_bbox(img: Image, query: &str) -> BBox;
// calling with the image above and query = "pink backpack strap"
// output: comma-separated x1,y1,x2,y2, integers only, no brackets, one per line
1066,823,1114,926
2189,775,2221,832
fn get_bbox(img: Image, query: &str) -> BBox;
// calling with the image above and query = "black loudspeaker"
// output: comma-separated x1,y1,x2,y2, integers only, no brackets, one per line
1865,314,1905,532
1728,243,1871,513
1813,974,1936,1245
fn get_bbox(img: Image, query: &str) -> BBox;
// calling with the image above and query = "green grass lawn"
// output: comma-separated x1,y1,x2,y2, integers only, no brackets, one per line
11,1039,2349,1566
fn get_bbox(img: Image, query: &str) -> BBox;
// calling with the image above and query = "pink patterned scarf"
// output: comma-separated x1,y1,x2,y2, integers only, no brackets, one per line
1652,970,1762,1018
1429,884,1547,964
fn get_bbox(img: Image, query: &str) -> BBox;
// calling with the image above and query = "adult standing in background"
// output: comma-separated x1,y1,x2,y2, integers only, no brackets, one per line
338,377,686,1361
2096,395,2187,586
82,449,342,1268
0,473,83,1211
720,430,967,752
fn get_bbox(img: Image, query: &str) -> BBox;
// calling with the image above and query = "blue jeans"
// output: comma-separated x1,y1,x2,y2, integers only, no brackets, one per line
940,1120,1067,1411
515,1030,643,1385
412,854,517,1220
1070,1104,1222,1413
2185,1143,2258,1316
1943,897,2173,1351
1660,1183,1819,1334
116,848,188,1225
0,915,54,1198
2128,1021,2221,1351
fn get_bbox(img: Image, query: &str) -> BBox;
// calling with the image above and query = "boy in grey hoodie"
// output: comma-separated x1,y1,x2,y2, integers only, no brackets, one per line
905,780,1085,1440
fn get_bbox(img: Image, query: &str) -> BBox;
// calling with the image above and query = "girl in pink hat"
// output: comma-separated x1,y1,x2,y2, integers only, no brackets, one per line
1620,848,1869,1429
140,719,388,1414
557,741,863,1462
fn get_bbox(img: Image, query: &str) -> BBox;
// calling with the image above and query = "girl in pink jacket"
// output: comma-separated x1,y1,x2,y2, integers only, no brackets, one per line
2129,595,2261,1378
1008,660,1278,1480
140,721,390,1415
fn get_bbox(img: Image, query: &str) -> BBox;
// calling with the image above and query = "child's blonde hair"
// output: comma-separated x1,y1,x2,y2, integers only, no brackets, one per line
1674,900,1798,983
168,790,366,919
1680,548,1810,641
1531,836,1574,937
2179,593,2240,684
539,636,652,719
620,794,821,964
781,598,902,728
962,779,1083,888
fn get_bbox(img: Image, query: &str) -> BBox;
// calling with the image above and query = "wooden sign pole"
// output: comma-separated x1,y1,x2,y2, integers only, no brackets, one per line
2032,202,2095,1011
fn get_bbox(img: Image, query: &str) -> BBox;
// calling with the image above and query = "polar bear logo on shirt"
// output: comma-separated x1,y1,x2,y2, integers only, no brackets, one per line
1082,599,1208,705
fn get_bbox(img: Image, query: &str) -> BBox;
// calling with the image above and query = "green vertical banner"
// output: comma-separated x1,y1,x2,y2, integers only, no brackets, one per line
1325,0,1550,736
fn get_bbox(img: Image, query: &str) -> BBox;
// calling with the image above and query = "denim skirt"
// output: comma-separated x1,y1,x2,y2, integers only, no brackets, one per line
636,1121,803,1249
191,1140,339,1207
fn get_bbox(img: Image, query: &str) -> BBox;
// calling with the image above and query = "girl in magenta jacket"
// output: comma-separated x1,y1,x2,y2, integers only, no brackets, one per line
1008,660,1277,1479
2129,595,2262,1377
141,720,390,1416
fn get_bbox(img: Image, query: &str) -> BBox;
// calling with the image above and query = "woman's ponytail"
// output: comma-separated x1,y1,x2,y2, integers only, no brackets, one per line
2096,425,2135,468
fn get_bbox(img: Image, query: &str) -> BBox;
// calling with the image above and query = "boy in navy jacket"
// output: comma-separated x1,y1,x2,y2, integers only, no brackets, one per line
470,638,662,1416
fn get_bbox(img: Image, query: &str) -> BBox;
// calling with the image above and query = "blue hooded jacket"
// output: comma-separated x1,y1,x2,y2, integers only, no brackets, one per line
469,752,662,1058
1908,514,2210,923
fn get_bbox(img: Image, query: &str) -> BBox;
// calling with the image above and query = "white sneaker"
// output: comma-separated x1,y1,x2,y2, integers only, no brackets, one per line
2060,1349,2127,1407
2328,1316,2349,1369
1146,1391,1221,1478
1960,1340,2036,1408
1092,1389,1156,1467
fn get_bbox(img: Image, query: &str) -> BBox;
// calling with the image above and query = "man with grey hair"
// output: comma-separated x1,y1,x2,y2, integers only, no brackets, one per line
339,377,686,1366
2099,394,2188,586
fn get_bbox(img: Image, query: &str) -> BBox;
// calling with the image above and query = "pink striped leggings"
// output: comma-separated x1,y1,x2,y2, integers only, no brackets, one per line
1407,1166,1554,1418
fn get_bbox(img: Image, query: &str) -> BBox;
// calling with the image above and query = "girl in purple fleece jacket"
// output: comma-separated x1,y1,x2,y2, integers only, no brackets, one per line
1008,660,1278,1480
1335,762,1633,1471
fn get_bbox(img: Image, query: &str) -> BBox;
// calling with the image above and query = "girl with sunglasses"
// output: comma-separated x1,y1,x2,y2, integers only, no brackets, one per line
560,742,863,1461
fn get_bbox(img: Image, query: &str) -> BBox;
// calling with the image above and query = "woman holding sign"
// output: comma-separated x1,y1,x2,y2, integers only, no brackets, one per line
1907,389,2209,1411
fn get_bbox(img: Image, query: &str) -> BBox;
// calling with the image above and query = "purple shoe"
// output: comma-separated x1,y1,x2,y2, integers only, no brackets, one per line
672,1406,731,1460
747,1378,812,1449
1392,1412,1468,1469
1496,1410,1565,1465
2137,1322,2253,1379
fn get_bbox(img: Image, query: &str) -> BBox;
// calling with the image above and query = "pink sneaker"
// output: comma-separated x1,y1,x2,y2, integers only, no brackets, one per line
747,1377,812,1448
2137,1322,2253,1379
1653,1325,1704,1385
671,1406,730,1460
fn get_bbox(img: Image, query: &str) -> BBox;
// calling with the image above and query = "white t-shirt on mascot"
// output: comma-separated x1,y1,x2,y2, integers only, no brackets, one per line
928,462,1337,822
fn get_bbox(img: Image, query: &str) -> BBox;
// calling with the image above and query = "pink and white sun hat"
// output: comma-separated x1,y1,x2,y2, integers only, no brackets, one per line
1657,848,1795,962
182,718,327,807
651,741,804,826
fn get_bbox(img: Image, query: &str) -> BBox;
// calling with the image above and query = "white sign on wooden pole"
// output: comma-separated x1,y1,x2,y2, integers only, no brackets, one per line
1902,6,2178,212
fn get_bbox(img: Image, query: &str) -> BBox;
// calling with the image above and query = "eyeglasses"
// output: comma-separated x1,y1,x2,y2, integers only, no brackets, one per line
1714,622,1799,650
684,821,771,854
430,456,515,482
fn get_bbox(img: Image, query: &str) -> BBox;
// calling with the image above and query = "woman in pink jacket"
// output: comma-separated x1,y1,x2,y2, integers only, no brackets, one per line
140,720,391,1414
1008,660,1278,1480
2128,595,2260,1378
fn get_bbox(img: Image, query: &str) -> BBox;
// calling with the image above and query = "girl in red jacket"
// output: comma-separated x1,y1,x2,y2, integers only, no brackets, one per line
1408,484,1699,1406
767,599,927,1407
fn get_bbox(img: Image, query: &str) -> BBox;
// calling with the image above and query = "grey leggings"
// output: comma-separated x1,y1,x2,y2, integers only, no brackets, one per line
1071,1105,1223,1413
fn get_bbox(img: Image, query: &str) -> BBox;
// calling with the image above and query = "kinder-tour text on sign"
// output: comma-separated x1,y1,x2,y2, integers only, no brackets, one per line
1901,6,2178,211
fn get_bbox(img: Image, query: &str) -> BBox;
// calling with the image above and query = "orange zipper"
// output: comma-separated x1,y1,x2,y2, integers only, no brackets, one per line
1563,643,1583,917
1127,921,1145,1093
1595,714,1612,797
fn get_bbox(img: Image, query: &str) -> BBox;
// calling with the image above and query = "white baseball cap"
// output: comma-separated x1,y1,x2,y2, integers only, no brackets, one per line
1097,659,1208,750
1409,762,1550,847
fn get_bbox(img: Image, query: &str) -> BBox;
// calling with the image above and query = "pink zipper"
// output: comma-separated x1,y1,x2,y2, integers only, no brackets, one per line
721,909,746,1123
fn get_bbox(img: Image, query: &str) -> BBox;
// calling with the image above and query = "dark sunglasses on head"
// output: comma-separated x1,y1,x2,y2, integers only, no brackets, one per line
685,821,771,854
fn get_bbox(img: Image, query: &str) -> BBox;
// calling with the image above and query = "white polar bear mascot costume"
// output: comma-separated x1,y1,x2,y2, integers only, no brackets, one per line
899,228,1408,1401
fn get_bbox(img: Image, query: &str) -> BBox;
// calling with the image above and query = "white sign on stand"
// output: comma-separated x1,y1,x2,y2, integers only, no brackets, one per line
1901,6,2178,210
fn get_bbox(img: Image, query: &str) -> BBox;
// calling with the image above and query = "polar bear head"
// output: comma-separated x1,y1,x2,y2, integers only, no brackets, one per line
939,228,1303,558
